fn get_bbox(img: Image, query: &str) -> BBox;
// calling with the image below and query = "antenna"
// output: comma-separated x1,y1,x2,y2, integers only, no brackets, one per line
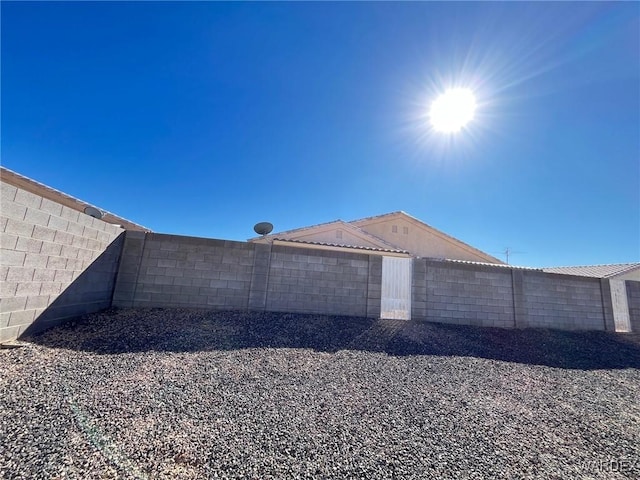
253,222,274,236
498,247,526,264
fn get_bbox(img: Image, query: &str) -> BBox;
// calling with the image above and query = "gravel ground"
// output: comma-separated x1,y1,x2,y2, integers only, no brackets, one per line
1,308,639,480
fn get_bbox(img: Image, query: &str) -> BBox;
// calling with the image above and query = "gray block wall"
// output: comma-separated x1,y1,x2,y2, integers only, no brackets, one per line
111,234,633,332
412,260,514,328
410,260,623,332
265,245,372,317
113,233,255,310
113,236,379,319
627,280,640,333
1,181,125,342
520,272,605,330
3,187,634,340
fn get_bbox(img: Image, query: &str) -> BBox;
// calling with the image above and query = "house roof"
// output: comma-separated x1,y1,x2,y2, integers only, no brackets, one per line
272,238,410,255
351,211,504,264
249,210,503,263
542,263,640,278
444,258,541,271
249,218,402,251
1,166,151,232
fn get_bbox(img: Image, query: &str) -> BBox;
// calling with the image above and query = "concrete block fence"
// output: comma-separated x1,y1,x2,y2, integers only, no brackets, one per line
2,193,639,342
412,261,515,328
113,233,255,311
1,181,124,342
412,259,622,331
113,233,382,319
110,231,639,333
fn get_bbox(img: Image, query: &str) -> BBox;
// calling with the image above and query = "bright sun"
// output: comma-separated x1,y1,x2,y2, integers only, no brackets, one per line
429,88,476,133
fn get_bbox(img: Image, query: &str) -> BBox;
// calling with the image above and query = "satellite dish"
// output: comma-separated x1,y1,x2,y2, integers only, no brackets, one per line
84,206,103,219
254,222,273,236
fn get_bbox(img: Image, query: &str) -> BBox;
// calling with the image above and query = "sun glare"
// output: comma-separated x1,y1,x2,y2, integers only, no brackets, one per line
429,88,477,133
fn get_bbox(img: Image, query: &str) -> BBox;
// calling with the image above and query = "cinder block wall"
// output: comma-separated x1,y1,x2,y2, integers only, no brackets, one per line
520,272,605,330
113,233,381,318
113,233,255,310
265,245,374,317
627,281,640,333
411,259,616,331
1,181,125,342
3,208,633,340
111,231,632,332
412,260,514,328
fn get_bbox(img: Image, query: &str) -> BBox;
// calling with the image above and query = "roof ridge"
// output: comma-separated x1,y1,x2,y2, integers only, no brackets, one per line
347,211,406,224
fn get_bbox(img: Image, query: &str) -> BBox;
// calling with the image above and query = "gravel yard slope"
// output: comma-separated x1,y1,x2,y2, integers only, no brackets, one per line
2,308,639,479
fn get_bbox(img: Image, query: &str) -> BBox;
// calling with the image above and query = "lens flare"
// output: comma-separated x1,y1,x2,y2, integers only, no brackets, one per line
429,88,477,133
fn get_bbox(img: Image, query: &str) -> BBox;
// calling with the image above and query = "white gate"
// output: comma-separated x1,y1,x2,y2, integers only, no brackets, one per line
381,257,412,320
610,279,631,333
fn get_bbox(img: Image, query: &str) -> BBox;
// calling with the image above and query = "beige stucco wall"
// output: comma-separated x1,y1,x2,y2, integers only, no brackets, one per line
284,227,381,248
253,224,385,249
355,217,502,263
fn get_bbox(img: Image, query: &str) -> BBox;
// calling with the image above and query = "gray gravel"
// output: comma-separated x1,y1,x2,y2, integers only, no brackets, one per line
1,308,639,479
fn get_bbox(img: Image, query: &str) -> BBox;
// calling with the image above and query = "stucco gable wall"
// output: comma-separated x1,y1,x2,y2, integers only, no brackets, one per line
282,227,382,248
356,217,498,263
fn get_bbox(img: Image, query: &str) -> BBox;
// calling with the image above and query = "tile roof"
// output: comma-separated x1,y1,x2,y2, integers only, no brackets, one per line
443,258,541,271
273,238,410,254
250,211,505,264
542,263,640,278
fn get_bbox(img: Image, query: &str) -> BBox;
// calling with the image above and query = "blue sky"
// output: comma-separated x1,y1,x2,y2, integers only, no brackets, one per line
2,2,638,267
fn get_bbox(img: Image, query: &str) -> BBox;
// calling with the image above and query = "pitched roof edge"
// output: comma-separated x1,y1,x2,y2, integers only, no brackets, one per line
347,224,405,251
351,211,505,264
441,258,541,271
542,263,640,278
248,219,403,251
247,218,345,242
1,166,151,232
272,238,410,255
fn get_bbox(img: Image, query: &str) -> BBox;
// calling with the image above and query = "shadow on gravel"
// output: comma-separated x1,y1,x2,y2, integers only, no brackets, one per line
24,308,640,370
